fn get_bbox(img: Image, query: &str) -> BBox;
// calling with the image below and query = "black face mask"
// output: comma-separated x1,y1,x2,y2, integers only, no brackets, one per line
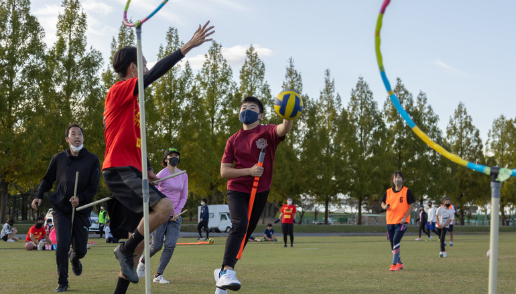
445,204,451,208
36,223,43,229
168,157,179,167
428,204,432,207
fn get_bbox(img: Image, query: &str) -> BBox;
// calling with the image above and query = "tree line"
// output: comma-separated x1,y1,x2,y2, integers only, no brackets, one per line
1,0,515,225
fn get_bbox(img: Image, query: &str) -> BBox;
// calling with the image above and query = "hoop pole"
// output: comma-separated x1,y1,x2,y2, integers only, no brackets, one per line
135,25,151,294
71,171,79,235
489,169,501,294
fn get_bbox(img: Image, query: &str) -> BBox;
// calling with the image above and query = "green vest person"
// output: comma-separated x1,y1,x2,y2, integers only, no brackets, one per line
98,204,108,239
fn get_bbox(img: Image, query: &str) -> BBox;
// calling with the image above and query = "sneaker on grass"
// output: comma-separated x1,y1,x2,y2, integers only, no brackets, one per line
213,269,228,294
215,268,241,291
415,237,421,241
137,256,145,278
153,274,170,284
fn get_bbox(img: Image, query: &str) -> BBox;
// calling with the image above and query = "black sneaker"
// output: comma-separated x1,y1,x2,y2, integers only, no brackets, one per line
290,244,293,247
284,244,287,248
54,284,68,292
114,244,139,283
69,250,82,276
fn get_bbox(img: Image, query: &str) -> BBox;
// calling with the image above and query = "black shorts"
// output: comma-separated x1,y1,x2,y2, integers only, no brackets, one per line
448,224,454,232
1,235,7,241
103,166,167,239
103,166,166,214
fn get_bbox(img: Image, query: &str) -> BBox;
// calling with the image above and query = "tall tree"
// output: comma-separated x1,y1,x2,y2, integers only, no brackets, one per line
310,69,343,224
0,0,46,222
346,77,387,225
270,58,308,216
444,102,487,225
486,115,516,225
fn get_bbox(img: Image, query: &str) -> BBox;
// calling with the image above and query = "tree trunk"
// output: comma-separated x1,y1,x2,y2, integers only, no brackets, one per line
500,203,506,226
358,197,362,225
314,207,318,223
1,180,8,224
21,193,27,220
460,207,465,226
324,199,329,225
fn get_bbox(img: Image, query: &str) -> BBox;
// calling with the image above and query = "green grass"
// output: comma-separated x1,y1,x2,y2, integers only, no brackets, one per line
1,233,516,293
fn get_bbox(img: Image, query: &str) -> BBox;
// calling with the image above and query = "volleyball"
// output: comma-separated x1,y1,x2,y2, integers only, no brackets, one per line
208,238,215,244
274,90,303,120
25,242,35,251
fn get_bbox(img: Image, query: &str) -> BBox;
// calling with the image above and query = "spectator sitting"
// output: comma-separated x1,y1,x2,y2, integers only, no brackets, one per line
1,219,19,242
45,219,53,234
262,224,277,241
25,217,52,250
105,220,119,243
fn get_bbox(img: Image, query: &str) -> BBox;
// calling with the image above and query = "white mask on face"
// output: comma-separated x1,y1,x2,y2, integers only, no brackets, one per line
70,144,83,152
287,200,292,205
201,202,205,205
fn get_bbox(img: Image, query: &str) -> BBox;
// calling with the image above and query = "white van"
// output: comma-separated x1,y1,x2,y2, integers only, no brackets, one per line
198,204,232,233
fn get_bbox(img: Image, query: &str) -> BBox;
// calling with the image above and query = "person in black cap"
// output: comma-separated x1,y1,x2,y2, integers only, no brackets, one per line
198,198,210,241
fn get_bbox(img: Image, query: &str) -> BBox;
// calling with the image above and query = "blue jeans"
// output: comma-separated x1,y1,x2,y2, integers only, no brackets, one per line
149,216,182,275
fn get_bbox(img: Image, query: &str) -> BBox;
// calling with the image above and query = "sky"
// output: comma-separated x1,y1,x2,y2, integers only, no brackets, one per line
30,0,515,147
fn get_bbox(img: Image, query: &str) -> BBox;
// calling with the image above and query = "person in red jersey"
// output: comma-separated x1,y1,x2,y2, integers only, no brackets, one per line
213,96,295,293
103,22,214,294
24,217,52,250
275,196,297,248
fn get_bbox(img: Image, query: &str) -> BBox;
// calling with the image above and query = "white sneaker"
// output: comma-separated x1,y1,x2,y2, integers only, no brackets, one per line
215,268,241,291
153,274,170,284
429,236,432,239
415,238,421,241
214,269,228,294
443,252,447,258
7,239,15,243
137,256,145,278
37,240,45,251
439,252,443,258
198,237,205,241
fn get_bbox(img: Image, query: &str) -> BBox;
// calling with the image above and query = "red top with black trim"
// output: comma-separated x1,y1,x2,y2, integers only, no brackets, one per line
280,204,297,224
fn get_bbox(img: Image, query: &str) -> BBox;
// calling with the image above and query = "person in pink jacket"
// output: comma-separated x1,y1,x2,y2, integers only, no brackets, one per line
137,147,188,284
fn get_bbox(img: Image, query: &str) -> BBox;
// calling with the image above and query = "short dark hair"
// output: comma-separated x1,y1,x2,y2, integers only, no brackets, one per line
240,96,264,114
287,197,293,200
36,216,44,222
113,46,137,79
267,223,272,227
7,219,14,225
391,171,404,186
65,123,83,138
202,198,208,203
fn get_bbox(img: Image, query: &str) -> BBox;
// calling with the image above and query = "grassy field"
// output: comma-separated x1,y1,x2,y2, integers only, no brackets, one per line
1,233,515,293
12,222,516,235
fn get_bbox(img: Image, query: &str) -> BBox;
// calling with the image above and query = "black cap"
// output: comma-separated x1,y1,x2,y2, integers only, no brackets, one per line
164,147,180,157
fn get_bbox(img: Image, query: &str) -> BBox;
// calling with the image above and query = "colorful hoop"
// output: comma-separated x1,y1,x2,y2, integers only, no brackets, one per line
123,0,169,27
375,0,514,180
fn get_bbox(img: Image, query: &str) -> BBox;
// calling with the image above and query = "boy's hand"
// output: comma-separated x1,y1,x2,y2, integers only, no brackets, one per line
181,21,215,55
249,164,264,177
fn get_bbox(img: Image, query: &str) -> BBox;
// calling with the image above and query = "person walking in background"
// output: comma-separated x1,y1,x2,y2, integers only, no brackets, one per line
32,123,100,292
415,205,429,241
1,219,19,242
137,147,188,284
426,201,439,240
275,197,296,247
436,198,454,257
98,204,108,239
198,198,210,241
381,171,415,272
446,201,456,246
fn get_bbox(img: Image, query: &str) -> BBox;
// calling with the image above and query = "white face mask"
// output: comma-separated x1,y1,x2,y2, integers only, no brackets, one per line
201,202,205,205
287,200,292,205
70,143,83,152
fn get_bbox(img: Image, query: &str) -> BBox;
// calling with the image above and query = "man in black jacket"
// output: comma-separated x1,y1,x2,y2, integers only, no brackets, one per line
32,123,100,292
415,205,429,241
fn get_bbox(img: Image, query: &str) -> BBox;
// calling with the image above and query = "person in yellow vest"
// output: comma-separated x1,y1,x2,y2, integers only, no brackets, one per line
98,204,109,239
381,171,415,272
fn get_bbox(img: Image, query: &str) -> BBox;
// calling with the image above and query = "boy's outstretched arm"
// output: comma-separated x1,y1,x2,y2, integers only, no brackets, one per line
276,119,294,137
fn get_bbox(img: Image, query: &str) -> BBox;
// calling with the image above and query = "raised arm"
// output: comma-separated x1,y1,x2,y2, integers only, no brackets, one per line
276,119,294,138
